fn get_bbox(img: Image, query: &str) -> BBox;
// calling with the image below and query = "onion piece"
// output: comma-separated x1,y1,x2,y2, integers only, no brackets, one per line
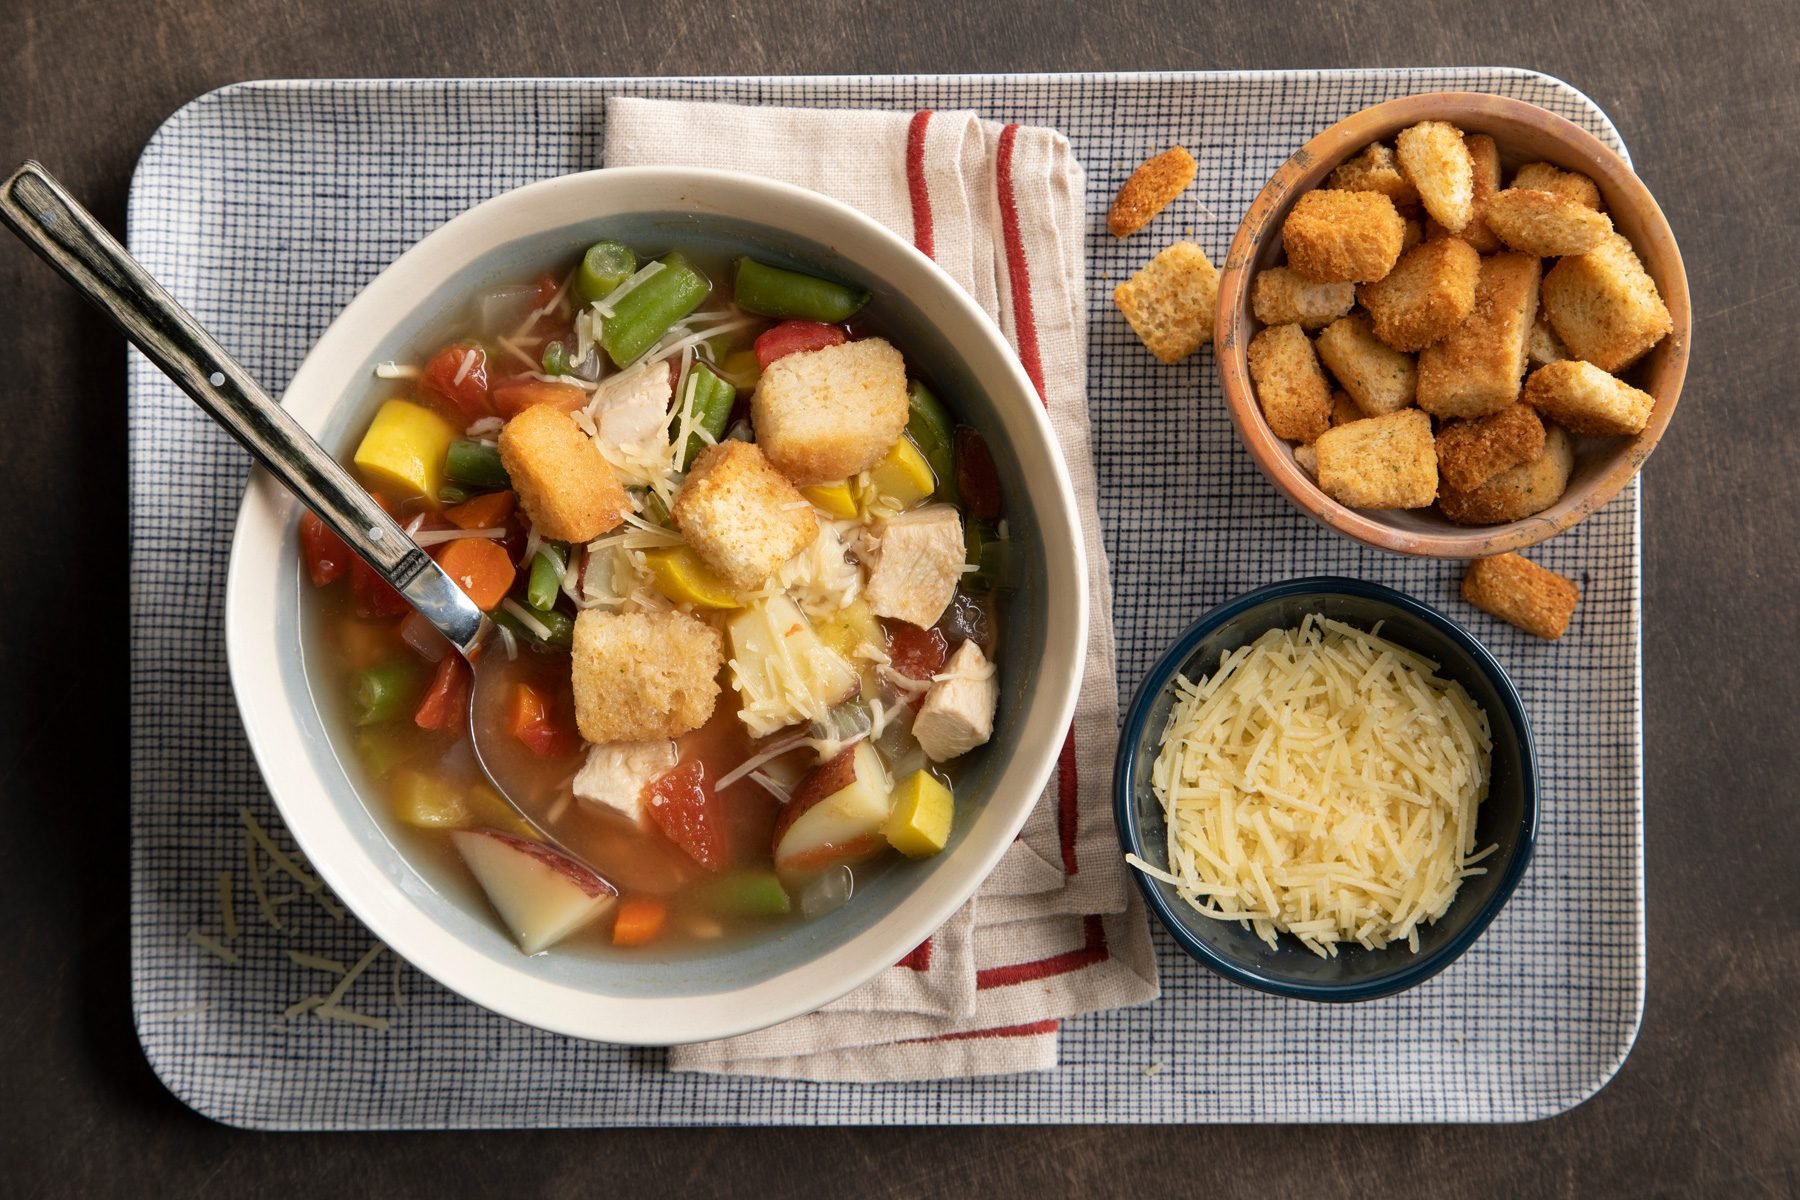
399,611,448,663
412,526,505,547
800,865,855,919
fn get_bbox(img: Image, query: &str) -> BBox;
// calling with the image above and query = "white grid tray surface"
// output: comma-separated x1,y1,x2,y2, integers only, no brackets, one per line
128,69,1643,1127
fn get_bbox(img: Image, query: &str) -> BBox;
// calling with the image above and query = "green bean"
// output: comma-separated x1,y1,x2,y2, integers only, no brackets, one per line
906,380,956,498
491,603,574,650
675,364,738,469
526,546,565,611
353,661,420,726
601,253,711,367
732,258,868,322
541,340,569,375
575,240,637,303
963,521,1010,592
444,440,510,490
704,871,793,917
438,484,470,506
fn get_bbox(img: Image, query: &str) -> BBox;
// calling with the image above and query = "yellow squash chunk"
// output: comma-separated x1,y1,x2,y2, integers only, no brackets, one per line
814,598,881,661
885,770,953,858
352,398,458,504
862,436,935,512
465,782,538,840
801,480,860,519
390,769,470,829
641,545,741,610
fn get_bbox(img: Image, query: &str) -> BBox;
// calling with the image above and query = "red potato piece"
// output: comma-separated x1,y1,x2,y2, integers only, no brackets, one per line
451,829,617,954
885,621,949,681
754,320,848,368
773,742,891,874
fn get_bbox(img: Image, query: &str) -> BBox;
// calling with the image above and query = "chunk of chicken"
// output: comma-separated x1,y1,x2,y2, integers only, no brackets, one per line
912,640,997,763
593,361,672,453
861,504,964,629
571,739,678,826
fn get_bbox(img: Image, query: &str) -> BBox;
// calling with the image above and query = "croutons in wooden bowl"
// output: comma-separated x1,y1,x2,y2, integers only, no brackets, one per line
1216,92,1691,558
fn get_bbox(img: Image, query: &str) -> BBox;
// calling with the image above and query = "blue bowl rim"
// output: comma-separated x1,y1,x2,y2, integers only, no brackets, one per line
1112,576,1539,1002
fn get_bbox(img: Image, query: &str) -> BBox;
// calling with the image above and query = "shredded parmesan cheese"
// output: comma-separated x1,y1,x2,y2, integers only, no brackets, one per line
1129,615,1494,958
185,929,239,964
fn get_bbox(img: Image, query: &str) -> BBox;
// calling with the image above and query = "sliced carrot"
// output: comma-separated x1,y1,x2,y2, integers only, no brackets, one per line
491,379,588,419
444,490,517,530
612,896,668,947
506,682,578,757
433,536,515,611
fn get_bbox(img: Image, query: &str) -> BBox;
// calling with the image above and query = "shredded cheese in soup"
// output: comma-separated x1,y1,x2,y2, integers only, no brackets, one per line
1127,615,1496,957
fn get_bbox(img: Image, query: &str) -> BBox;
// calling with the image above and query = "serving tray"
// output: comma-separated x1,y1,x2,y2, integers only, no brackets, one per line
128,69,1645,1127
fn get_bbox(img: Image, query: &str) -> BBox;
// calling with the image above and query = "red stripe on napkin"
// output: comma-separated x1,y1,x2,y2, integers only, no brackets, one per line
906,110,936,257
898,939,933,972
918,1019,1060,1044
997,122,1082,879
975,915,1110,990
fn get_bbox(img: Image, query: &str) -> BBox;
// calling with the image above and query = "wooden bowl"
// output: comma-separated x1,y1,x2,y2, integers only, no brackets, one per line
1215,92,1692,558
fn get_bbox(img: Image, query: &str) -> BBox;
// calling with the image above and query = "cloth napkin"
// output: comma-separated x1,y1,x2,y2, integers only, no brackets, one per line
607,98,1159,1081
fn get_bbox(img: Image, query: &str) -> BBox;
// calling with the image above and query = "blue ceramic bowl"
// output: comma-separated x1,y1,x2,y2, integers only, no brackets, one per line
1114,577,1537,1001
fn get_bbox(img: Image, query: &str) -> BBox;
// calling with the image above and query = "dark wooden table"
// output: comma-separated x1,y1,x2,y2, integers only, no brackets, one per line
5,1,1795,1195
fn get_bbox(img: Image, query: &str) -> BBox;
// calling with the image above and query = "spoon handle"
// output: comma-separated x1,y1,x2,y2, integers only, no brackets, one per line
0,160,487,655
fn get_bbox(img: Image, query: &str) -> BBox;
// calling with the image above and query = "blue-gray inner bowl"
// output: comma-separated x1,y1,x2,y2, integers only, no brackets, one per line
1113,577,1537,1001
286,213,1044,999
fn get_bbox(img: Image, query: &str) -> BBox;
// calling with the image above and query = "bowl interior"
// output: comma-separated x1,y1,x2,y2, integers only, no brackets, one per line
1116,579,1536,1000
1217,93,1692,557
227,171,1084,1043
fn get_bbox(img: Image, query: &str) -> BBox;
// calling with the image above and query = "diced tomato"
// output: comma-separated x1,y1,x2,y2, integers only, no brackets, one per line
644,761,729,872
419,342,491,422
299,511,350,588
491,379,588,419
886,621,949,681
351,556,409,619
753,320,848,369
413,653,470,732
954,426,1002,521
505,683,579,757
531,273,561,308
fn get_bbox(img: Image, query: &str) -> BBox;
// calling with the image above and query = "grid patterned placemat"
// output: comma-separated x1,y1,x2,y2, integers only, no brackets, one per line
128,70,1645,1127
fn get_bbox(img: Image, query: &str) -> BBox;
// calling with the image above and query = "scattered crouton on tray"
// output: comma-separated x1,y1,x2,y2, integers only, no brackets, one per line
1108,146,1198,237
1462,553,1580,641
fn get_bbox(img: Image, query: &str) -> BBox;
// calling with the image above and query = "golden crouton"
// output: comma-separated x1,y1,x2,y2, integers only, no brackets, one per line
1292,443,1318,476
1523,359,1655,437
1251,266,1355,331
1114,241,1220,363
1527,312,1569,367
1314,313,1417,416
672,441,819,590
1461,553,1580,641
1540,233,1673,373
1434,404,1546,493
1396,121,1475,232
1247,323,1332,442
1459,134,1503,253
1417,253,1542,420
1356,237,1481,352
1280,189,1405,283
1438,424,1574,525
1485,188,1614,256
1327,142,1419,206
496,405,627,543
1107,147,1198,237
1313,409,1437,509
752,338,909,485
1329,389,1364,429
1401,216,1424,252
571,609,723,743
1512,162,1603,210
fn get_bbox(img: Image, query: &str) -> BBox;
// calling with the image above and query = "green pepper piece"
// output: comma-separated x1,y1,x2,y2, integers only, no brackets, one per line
732,258,869,322
444,440,510,490
541,340,569,375
353,661,420,727
704,871,793,917
438,484,470,506
906,380,956,499
963,521,1010,592
575,240,638,303
600,253,711,367
675,364,738,469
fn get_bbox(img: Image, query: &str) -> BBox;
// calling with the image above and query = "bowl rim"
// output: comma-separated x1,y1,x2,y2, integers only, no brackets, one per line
1214,90,1693,558
1112,576,1538,1001
223,165,1089,1044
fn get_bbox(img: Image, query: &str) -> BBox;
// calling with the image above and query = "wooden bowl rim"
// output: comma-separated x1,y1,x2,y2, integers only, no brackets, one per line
1214,91,1692,559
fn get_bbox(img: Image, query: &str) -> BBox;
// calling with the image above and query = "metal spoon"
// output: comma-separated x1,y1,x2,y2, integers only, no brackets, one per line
0,160,591,867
